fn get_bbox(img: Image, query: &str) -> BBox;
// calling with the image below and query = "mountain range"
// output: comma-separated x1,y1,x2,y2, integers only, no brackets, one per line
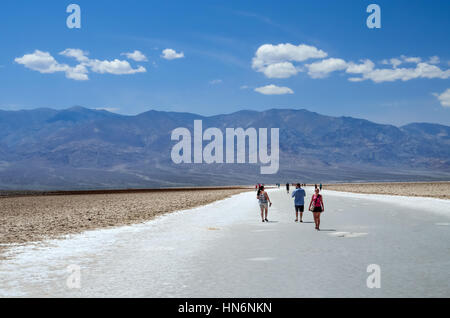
0,106,449,190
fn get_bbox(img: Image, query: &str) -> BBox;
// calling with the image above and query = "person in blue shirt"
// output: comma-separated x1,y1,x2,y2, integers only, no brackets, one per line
291,183,306,223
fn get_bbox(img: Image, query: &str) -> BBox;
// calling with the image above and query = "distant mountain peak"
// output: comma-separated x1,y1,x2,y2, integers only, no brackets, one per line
45,106,119,123
67,105,90,111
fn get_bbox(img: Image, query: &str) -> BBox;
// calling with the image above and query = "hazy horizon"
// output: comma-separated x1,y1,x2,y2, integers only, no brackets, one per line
2,105,449,128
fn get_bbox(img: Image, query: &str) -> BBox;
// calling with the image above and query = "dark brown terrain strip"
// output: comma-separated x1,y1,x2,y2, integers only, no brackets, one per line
0,186,253,199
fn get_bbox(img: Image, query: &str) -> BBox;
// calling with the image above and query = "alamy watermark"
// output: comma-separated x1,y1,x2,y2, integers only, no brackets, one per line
66,264,81,289
66,4,81,29
65,4,380,30
366,4,381,29
366,264,381,289
171,120,279,174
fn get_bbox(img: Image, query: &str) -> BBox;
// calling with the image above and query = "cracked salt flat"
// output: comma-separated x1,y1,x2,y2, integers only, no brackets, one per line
1,188,449,297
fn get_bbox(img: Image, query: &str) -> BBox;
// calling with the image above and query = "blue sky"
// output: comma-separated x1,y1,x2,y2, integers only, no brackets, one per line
0,0,449,126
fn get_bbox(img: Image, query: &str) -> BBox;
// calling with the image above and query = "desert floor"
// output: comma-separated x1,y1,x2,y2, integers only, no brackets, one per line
1,187,449,297
324,182,449,200
0,188,249,257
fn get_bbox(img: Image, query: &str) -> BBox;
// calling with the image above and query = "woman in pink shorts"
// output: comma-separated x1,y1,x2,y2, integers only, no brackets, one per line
309,188,325,231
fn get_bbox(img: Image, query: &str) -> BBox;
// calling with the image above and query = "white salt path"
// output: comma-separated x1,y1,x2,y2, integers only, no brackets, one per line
0,188,449,298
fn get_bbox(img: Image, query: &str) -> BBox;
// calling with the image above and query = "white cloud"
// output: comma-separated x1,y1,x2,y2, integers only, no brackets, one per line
381,58,402,68
254,84,294,95
355,62,450,83
427,56,440,65
262,62,299,79
209,79,223,85
306,58,348,79
15,50,68,74
348,77,366,82
15,50,89,81
435,88,450,107
161,48,184,60
401,55,422,64
121,50,148,62
60,48,90,62
15,49,147,80
253,43,327,68
65,64,89,81
346,59,375,74
252,43,327,78
307,56,449,84
88,59,146,75
381,56,423,68
251,43,450,85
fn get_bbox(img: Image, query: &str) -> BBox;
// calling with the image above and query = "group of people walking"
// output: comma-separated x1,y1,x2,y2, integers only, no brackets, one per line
285,183,308,194
256,183,325,230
